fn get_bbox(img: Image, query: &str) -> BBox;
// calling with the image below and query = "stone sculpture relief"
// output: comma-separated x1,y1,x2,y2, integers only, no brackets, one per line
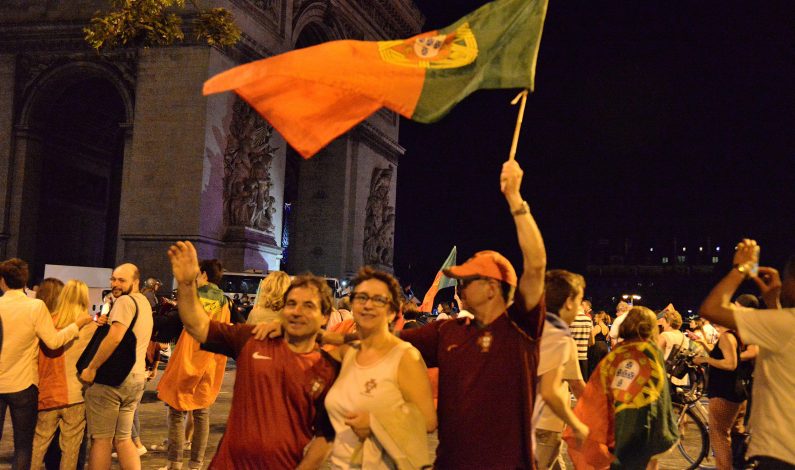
363,166,395,267
223,98,278,234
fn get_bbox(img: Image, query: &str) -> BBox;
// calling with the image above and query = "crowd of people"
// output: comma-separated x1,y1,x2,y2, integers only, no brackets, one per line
1,157,794,470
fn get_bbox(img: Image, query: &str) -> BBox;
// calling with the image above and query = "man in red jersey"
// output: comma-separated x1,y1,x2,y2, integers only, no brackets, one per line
168,241,337,469
399,159,547,469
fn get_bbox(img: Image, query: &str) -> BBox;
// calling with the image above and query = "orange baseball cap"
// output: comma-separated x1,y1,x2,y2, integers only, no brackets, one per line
443,250,517,287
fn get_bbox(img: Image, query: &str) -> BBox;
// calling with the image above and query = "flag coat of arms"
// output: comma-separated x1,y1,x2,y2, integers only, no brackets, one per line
203,0,549,158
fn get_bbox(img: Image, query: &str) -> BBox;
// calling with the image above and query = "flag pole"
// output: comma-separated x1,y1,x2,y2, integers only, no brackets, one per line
508,89,529,161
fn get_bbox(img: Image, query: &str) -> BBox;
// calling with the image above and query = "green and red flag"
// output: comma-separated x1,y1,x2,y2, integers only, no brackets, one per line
419,246,457,313
563,340,679,469
203,0,549,158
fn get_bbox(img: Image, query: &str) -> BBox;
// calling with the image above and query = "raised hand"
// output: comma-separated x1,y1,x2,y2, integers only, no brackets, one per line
753,266,782,309
168,241,200,286
733,239,760,273
500,160,524,200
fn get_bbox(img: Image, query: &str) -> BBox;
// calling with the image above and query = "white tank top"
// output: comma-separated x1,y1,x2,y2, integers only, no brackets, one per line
325,340,414,469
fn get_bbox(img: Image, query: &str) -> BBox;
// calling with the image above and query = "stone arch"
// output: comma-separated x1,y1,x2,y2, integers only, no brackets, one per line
18,60,134,128
10,60,133,279
292,2,342,47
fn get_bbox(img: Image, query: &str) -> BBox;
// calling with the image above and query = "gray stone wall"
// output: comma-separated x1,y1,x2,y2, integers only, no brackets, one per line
118,46,213,281
0,54,14,259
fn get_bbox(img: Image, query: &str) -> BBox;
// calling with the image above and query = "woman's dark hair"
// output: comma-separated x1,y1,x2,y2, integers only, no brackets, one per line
351,266,402,313
199,259,224,285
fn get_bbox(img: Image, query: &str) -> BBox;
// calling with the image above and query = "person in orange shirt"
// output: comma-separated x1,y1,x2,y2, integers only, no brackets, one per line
156,259,231,470
31,280,98,470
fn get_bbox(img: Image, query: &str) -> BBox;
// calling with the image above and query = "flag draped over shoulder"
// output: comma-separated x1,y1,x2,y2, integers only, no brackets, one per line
563,340,679,469
203,0,549,158
419,246,457,313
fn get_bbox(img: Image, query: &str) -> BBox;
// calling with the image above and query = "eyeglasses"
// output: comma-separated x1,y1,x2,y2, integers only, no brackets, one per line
351,293,390,308
459,276,491,288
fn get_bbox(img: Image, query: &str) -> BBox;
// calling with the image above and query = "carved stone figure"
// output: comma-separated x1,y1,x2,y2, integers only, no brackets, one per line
223,99,278,234
363,166,395,266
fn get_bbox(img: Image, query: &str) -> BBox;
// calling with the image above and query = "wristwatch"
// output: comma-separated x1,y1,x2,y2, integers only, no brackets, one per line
733,263,753,277
511,201,530,216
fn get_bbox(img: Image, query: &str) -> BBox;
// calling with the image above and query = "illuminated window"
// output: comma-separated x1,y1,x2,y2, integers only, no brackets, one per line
662,257,669,264
712,256,719,263
677,255,686,263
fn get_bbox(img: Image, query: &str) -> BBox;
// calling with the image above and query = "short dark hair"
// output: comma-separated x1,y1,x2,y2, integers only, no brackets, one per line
544,269,586,314
735,294,760,309
199,259,224,285
284,274,334,316
0,258,29,289
402,302,420,321
351,266,402,313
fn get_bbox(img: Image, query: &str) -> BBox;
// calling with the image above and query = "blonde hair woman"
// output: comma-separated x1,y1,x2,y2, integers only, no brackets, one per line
246,271,291,325
31,280,97,470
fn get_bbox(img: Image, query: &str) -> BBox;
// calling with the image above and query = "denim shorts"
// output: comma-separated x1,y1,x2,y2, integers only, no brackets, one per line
85,373,146,440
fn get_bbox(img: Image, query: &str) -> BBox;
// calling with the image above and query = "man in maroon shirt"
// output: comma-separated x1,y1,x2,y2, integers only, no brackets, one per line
168,241,337,470
399,159,547,469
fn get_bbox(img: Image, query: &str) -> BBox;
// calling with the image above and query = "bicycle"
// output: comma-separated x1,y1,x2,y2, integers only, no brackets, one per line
664,352,716,470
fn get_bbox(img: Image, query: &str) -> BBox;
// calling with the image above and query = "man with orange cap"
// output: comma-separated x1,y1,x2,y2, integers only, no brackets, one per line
399,159,547,469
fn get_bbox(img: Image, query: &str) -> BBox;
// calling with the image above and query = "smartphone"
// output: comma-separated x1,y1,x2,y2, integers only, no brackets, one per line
750,245,761,276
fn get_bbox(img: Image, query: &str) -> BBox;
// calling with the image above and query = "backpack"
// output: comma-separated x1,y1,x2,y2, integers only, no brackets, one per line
76,295,139,387
665,334,690,379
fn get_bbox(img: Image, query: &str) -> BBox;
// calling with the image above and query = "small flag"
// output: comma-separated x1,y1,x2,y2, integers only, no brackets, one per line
203,0,549,158
419,247,457,313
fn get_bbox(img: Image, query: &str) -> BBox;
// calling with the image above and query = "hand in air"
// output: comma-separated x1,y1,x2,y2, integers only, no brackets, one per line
168,241,200,285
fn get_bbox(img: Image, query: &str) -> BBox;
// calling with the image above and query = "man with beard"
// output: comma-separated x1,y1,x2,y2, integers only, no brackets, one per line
80,263,153,470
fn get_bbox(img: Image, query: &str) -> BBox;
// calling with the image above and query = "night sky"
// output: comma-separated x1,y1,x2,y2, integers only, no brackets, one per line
393,0,795,290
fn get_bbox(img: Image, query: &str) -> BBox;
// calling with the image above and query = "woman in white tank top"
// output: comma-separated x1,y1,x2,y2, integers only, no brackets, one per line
324,268,437,469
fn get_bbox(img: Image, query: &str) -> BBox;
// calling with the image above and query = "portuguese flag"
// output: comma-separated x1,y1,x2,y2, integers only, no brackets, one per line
563,340,679,469
419,246,457,313
203,0,549,158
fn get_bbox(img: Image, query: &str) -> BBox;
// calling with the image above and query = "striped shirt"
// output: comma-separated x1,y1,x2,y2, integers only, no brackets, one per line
570,313,593,361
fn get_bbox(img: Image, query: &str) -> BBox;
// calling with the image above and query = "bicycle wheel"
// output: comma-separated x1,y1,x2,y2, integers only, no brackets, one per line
660,406,713,470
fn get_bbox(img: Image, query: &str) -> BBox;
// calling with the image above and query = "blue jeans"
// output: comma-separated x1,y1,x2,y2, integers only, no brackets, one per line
0,385,39,470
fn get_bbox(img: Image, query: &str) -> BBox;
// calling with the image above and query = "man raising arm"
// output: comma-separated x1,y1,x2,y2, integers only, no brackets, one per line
700,239,795,469
168,241,336,469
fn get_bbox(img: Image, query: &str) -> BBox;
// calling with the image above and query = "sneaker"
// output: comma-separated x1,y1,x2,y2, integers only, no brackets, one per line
150,440,169,452
138,445,148,456
184,442,192,451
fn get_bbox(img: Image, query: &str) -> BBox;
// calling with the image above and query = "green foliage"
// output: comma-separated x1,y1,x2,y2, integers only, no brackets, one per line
85,0,241,51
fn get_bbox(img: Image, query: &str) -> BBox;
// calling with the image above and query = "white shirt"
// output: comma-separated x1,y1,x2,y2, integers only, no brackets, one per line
609,313,628,342
325,341,416,469
533,319,582,433
735,307,795,465
0,290,79,393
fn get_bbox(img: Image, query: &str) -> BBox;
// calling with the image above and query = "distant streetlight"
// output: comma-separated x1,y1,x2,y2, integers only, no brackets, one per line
621,294,642,305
